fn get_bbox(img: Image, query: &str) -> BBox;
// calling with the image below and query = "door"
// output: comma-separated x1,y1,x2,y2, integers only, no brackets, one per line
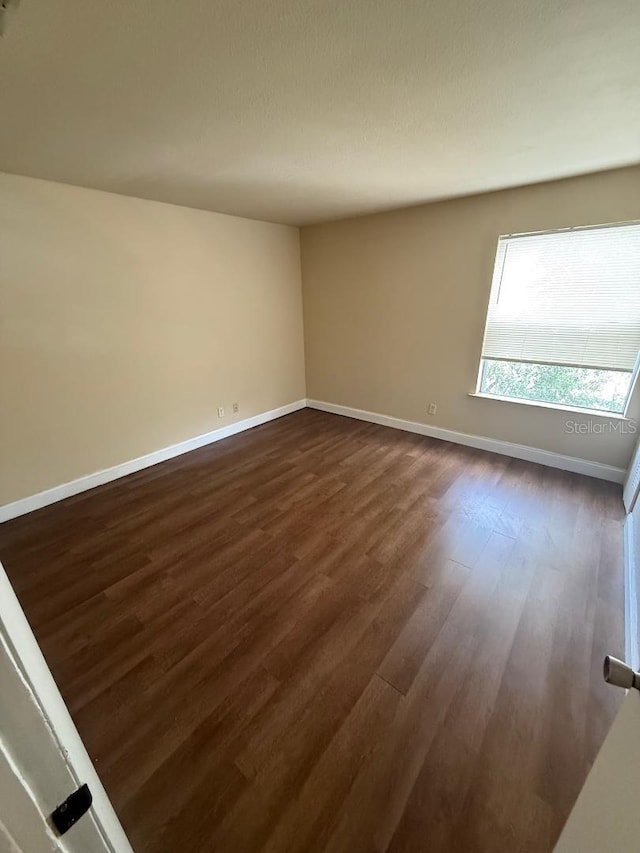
623,437,640,513
554,688,640,851
0,561,132,852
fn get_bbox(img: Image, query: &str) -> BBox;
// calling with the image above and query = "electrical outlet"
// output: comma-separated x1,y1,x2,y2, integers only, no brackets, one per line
217,406,225,418
232,402,239,414
428,402,437,415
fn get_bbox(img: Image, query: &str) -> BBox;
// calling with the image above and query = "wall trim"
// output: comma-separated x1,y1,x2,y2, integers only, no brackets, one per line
0,400,306,524
624,514,640,672
1,397,627,524
306,399,626,484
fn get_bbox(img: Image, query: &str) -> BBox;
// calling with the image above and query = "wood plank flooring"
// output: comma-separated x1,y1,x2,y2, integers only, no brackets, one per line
0,409,626,852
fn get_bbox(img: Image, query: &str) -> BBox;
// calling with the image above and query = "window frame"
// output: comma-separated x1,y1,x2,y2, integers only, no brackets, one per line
474,221,640,418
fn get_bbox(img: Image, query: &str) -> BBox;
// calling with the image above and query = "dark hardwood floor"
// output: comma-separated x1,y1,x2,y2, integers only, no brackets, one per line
0,409,625,852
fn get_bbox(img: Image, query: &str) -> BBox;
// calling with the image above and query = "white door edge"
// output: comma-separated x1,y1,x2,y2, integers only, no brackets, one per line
0,563,133,853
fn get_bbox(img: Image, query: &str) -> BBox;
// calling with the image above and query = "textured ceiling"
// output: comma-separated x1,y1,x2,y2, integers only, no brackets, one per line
0,0,639,225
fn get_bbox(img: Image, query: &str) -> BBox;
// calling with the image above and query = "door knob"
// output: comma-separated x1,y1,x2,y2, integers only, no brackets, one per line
603,655,640,690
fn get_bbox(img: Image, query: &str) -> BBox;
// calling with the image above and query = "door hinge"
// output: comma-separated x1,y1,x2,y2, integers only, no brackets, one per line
50,783,93,836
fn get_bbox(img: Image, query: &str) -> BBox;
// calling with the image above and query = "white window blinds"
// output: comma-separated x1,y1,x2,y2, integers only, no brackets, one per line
481,222,640,372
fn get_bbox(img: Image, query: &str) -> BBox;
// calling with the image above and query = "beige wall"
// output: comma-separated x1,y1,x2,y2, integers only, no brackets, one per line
0,173,305,505
3,166,639,507
301,166,640,470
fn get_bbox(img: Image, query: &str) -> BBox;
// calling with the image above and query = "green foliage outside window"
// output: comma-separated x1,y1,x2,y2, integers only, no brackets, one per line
479,359,630,414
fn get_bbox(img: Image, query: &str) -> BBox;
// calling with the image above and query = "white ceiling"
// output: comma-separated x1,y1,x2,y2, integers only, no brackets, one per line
0,0,638,225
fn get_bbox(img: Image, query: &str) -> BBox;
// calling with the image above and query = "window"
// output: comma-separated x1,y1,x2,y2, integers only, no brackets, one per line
476,222,640,414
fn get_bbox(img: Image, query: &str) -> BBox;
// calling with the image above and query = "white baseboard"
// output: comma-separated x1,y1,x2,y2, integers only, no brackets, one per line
306,399,626,484
0,396,626,524
0,400,306,523
624,514,640,672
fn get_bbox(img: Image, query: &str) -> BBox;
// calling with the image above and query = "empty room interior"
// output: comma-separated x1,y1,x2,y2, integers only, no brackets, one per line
1,2,640,852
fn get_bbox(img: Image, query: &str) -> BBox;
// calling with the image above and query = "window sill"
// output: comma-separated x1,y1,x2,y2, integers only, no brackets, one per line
468,392,631,420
